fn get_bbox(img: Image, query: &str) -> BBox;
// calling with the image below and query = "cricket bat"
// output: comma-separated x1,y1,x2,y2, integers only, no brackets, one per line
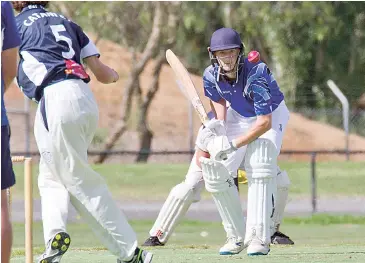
166,49,210,126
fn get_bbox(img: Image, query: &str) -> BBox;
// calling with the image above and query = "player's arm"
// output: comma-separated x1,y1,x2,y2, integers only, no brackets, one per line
195,67,226,162
2,1,21,91
84,55,119,84
72,21,119,84
232,65,273,148
203,67,226,121
2,47,19,91
233,113,271,148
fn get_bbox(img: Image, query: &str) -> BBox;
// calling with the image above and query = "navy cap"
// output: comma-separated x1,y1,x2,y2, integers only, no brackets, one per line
209,28,242,52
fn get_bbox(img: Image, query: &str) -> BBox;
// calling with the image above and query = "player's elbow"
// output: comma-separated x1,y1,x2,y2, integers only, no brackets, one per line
84,56,118,84
257,114,272,133
94,73,113,84
262,118,272,132
2,47,19,88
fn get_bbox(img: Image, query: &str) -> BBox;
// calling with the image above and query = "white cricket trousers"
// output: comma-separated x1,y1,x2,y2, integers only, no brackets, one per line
222,100,290,175
34,79,137,260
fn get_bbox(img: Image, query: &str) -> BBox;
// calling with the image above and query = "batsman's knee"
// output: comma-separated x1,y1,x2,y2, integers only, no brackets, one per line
170,182,194,201
200,157,235,193
244,139,277,179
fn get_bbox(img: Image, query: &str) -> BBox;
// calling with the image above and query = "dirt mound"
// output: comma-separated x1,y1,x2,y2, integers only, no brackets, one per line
4,36,365,162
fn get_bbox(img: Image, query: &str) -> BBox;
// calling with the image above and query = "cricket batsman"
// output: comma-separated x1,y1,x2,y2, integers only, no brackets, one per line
143,28,293,255
12,2,152,263
197,27,291,256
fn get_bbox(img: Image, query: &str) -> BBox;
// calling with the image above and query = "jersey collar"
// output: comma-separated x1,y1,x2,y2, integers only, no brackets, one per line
21,5,46,14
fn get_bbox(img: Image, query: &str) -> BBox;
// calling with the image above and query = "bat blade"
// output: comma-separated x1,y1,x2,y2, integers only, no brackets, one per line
166,49,209,125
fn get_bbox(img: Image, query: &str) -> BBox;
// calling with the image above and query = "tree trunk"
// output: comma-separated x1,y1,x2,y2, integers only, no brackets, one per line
135,52,165,162
135,2,181,162
94,2,163,163
253,36,271,66
93,51,137,163
223,2,232,28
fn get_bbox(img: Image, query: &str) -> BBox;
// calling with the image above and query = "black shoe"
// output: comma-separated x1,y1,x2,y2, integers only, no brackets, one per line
271,231,294,245
142,236,165,247
117,247,153,263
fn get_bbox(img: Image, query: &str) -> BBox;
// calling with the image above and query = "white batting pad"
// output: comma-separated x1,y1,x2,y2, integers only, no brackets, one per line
200,157,246,240
244,139,277,247
271,169,290,234
149,182,194,243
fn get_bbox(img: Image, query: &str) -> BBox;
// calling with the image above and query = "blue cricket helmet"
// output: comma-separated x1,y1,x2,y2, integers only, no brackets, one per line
209,28,243,52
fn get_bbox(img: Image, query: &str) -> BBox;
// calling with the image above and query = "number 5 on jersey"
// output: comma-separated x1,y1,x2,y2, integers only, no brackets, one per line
50,24,75,59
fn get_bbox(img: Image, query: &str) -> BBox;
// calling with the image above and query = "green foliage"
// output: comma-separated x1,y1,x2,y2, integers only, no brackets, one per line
50,2,365,134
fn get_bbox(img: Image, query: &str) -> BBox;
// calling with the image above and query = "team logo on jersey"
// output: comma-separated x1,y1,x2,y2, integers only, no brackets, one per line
65,59,89,80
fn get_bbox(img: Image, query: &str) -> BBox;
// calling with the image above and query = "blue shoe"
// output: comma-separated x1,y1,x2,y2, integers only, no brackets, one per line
37,232,71,263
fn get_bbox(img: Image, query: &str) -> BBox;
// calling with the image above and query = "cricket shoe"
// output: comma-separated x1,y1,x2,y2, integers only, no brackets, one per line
117,247,153,263
142,236,164,247
271,231,294,245
219,236,245,255
37,232,71,263
247,238,270,256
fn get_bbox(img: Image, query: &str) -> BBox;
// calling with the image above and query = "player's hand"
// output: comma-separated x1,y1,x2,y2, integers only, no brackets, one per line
204,119,226,136
195,119,226,152
206,135,237,161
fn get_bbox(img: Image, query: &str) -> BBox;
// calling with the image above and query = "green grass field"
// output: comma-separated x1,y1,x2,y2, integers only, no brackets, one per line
11,216,365,263
9,161,365,262
10,161,365,200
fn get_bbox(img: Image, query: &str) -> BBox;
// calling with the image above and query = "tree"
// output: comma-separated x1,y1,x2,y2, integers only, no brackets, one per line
134,2,181,162
94,2,164,163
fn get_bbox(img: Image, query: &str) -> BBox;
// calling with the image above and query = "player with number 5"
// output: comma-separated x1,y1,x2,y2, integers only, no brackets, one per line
12,2,152,263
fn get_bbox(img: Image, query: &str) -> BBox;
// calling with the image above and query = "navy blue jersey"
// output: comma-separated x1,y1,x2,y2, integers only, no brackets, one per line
203,58,284,117
15,5,99,102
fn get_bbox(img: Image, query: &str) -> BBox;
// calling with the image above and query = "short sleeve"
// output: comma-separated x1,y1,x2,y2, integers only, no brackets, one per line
203,67,222,102
251,81,273,115
245,63,273,116
71,21,100,60
1,1,21,51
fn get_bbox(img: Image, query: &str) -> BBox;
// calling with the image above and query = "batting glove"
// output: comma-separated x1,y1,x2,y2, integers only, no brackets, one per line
206,135,238,161
195,119,226,152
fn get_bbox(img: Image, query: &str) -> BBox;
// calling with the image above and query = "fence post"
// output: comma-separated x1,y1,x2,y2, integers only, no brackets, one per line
311,152,317,214
327,80,350,161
